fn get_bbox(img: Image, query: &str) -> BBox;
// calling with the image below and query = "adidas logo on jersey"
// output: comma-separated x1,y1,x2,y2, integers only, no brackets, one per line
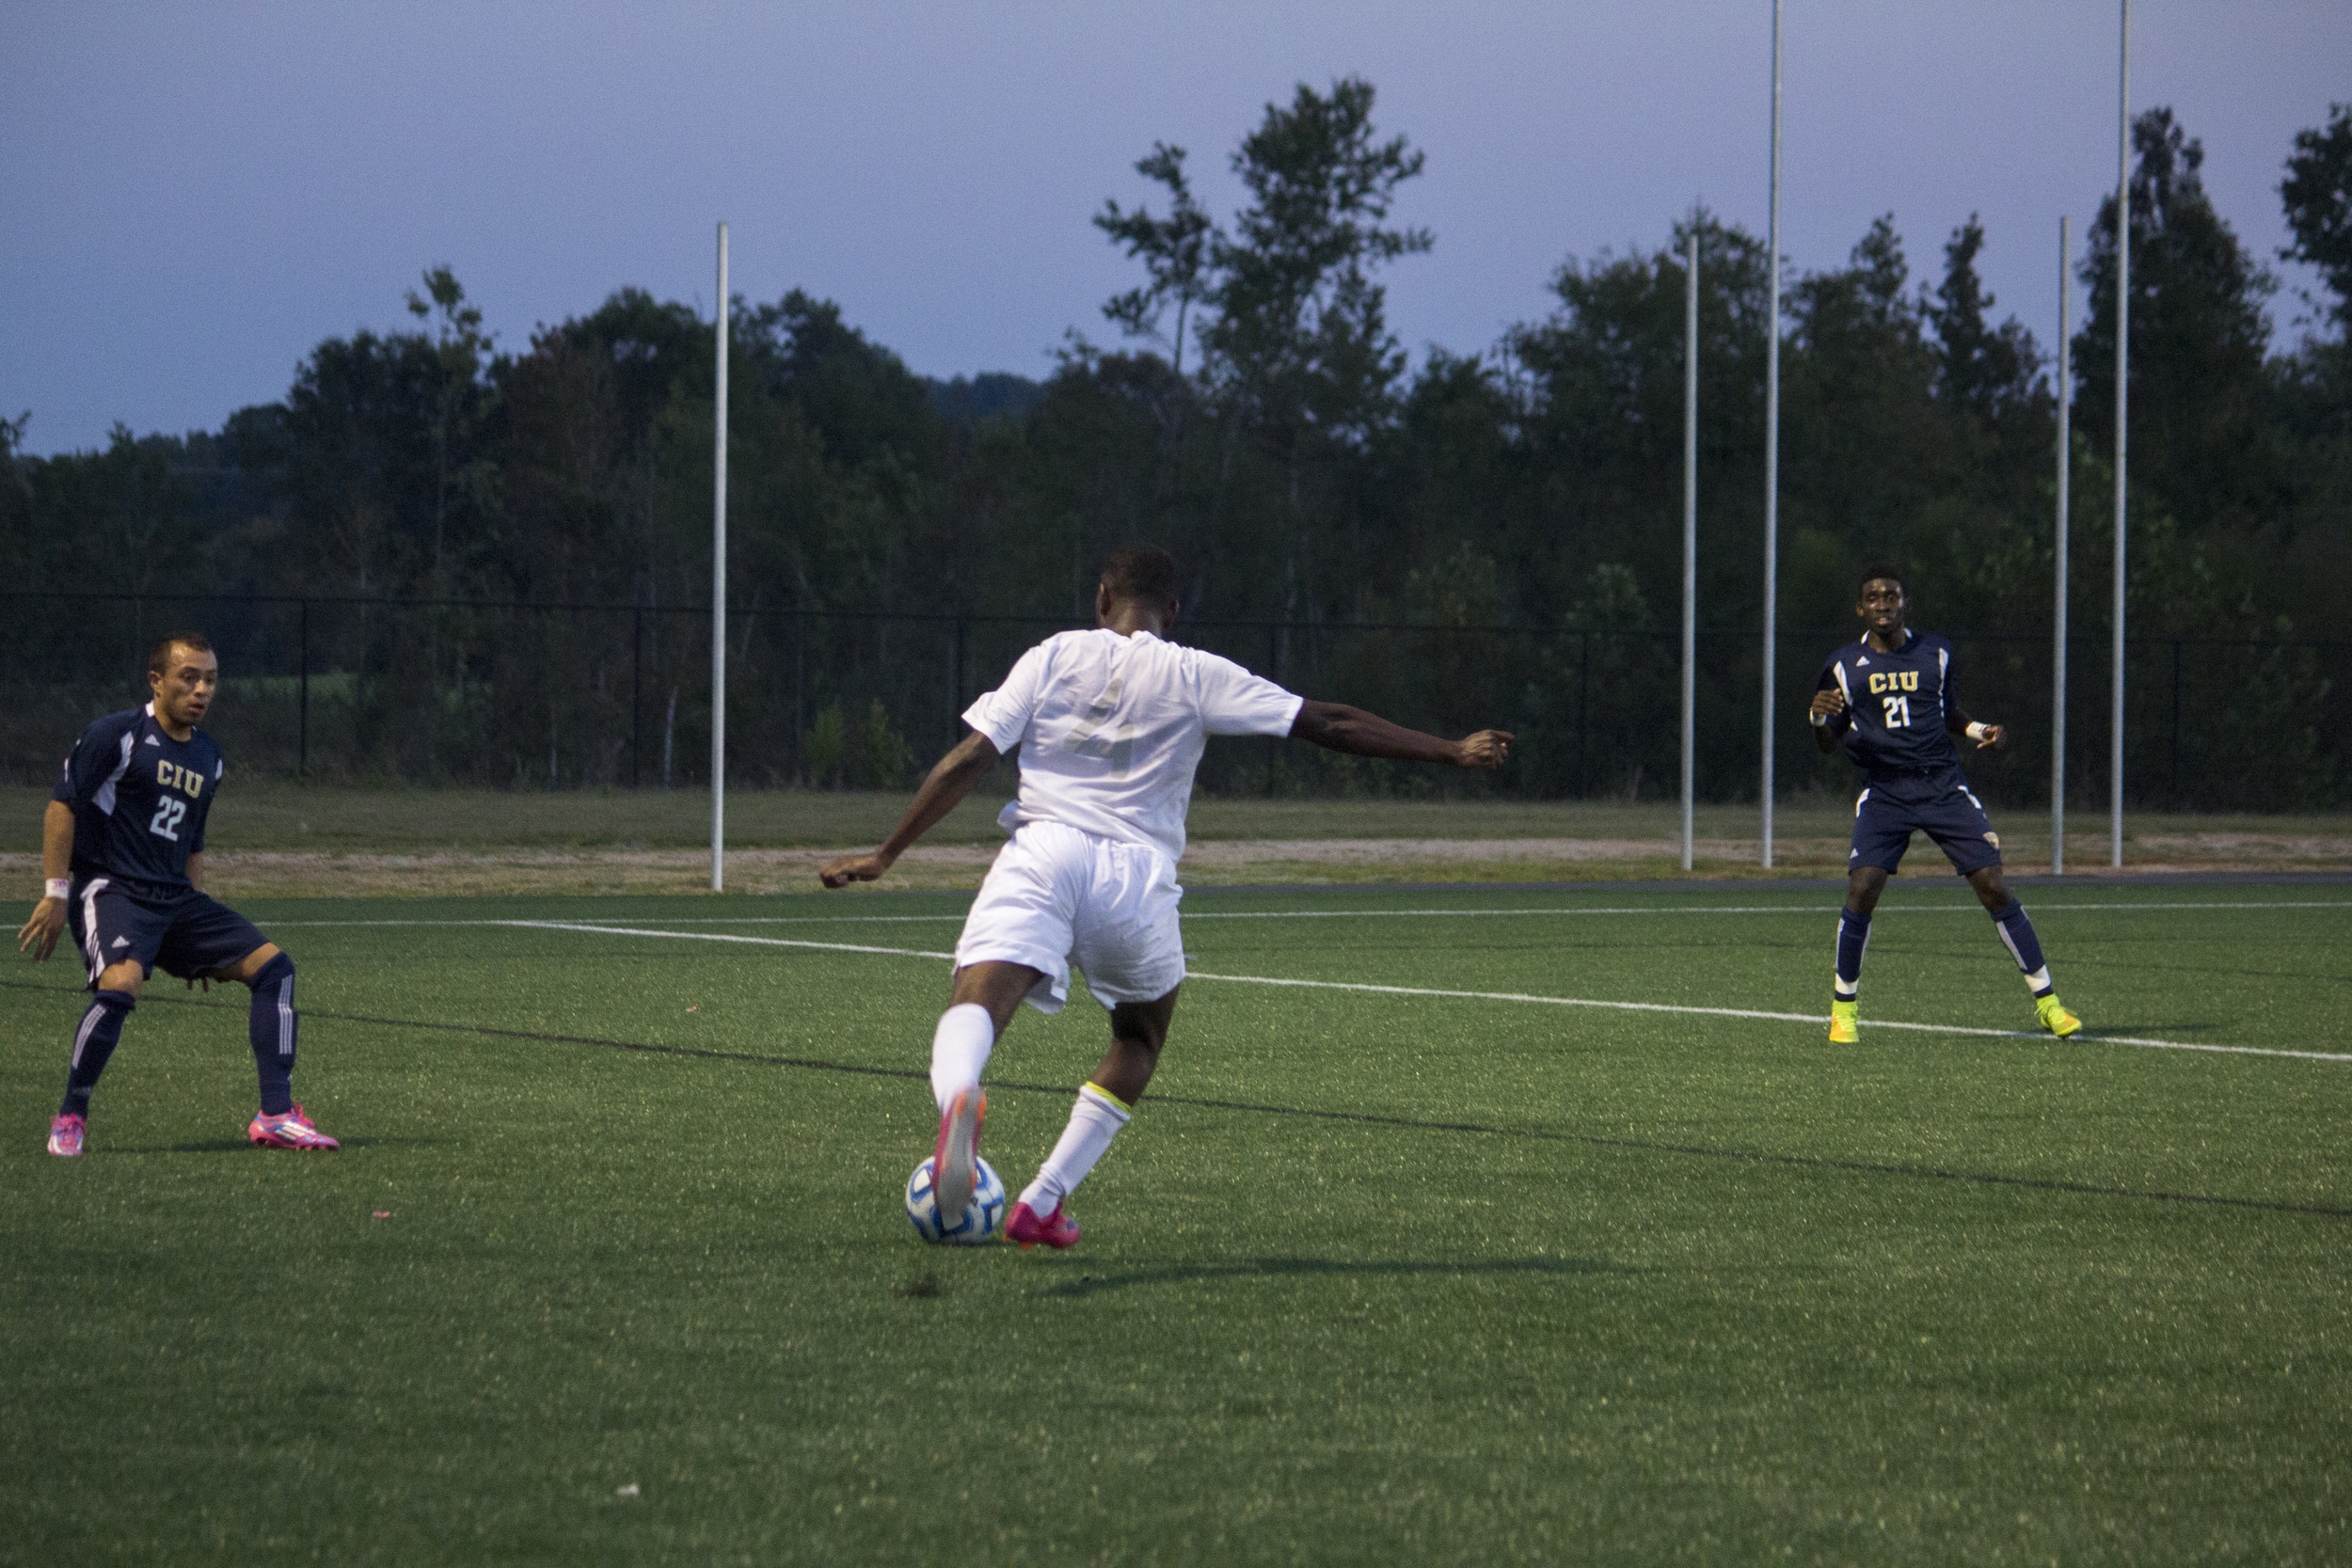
111,936,131,948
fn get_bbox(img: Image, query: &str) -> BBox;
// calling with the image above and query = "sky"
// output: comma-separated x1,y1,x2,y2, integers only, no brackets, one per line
3,0,2345,456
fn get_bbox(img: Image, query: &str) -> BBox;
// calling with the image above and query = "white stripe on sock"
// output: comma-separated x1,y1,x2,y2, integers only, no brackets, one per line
278,975,294,1057
71,1001,105,1069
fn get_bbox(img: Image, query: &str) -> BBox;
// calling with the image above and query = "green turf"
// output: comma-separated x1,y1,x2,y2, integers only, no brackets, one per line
4,884,2348,1562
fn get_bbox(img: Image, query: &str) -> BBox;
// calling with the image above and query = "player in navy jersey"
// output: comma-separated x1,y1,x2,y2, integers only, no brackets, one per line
17,633,336,1156
1808,565,2083,1044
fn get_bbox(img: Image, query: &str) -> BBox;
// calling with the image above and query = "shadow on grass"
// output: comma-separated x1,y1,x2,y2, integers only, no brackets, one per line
1035,1254,1631,1299
104,1135,455,1155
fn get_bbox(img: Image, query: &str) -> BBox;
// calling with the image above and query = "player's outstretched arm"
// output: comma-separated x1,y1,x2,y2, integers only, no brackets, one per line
17,800,73,961
819,731,1004,888
1289,701,1512,769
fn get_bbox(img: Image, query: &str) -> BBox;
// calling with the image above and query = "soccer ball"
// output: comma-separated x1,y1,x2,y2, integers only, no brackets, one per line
905,1155,1006,1245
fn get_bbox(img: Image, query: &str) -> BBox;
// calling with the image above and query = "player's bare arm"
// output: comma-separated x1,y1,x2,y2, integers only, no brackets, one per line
1809,687,1848,753
1289,701,1512,768
820,730,1005,888
18,800,74,961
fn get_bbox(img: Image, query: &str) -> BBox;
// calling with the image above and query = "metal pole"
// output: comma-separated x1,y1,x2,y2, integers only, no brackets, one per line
711,221,729,892
2110,0,2129,868
2053,214,2071,876
1681,229,1700,872
1760,0,1784,868
297,596,310,778
1578,630,1591,798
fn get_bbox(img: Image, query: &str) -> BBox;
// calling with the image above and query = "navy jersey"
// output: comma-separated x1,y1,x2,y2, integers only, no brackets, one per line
51,704,225,893
1815,631,1963,781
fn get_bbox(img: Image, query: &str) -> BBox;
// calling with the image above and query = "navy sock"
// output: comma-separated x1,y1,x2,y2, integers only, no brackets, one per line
61,990,135,1118
1835,909,1871,1000
246,953,297,1116
1990,901,2054,994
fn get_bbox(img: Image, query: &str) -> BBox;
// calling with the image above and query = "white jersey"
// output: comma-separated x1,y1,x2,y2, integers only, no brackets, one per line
961,628,1303,863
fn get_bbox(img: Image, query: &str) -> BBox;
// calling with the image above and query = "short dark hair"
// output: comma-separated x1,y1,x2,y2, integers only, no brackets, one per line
147,632,214,677
1101,544,1180,606
1856,562,1906,596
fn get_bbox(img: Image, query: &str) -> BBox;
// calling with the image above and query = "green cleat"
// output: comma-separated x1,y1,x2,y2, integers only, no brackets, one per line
1828,999,1860,1044
2036,993,2083,1039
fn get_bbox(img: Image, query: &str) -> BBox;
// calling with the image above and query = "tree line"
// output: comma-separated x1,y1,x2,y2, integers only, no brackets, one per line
5,84,2347,802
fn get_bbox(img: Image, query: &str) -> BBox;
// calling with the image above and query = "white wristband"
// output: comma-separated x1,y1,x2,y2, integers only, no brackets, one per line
1965,721,1991,742
44,879,71,901
1810,709,1831,727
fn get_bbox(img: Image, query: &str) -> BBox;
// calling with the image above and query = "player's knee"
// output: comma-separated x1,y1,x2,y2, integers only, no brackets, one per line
247,950,294,990
98,961,146,997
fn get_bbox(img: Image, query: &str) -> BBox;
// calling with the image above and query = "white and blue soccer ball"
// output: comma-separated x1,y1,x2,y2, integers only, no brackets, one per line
905,1155,1006,1244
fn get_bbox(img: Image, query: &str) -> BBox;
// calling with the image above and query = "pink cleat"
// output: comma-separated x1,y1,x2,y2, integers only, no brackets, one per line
1004,1200,1080,1251
248,1103,340,1150
931,1087,985,1222
46,1113,85,1158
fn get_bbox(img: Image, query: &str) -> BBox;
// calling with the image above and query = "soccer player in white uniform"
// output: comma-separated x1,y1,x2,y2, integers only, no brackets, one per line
820,546,1512,1250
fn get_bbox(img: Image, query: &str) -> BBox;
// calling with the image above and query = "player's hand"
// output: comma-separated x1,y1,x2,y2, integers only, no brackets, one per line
1809,689,1847,720
1454,730,1514,769
17,896,65,962
819,851,895,889
184,974,211,992
1971,722,2007,751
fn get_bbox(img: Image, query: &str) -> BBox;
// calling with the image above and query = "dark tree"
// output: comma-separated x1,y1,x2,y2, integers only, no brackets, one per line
2280,103,2352,335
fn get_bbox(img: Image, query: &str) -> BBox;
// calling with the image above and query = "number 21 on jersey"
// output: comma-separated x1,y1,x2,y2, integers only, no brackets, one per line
1881,694,1913,729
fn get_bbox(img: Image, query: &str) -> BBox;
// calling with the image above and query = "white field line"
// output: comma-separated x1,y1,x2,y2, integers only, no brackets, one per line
481,918,2352,1067
269,898,2352,930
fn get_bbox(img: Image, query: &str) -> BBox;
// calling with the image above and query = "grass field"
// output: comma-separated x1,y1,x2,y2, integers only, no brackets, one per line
5,882,2349,1563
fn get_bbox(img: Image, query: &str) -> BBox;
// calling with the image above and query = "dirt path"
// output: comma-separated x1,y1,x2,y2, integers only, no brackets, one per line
8,829,2348,898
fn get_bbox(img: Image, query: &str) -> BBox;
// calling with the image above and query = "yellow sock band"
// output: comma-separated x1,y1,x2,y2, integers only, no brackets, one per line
1079,1081,1134,1116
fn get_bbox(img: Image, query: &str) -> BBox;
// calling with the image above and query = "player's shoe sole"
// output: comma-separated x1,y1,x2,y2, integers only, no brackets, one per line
931,1089,985,1222
2036,994,2083,1039
1828,1000,1860,1044
247,1103,340,1149
46,1113,85,1158
1005,1200,1080,1250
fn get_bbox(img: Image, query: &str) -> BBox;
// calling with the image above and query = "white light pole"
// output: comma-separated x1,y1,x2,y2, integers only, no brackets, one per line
1682,228,1700,873
711,221,729,893
2110,0,2130,869
2053,214,2072,877
1760,0,1784,869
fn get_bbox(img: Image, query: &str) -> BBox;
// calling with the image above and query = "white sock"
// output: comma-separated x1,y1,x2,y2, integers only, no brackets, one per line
1019,1084,1131,1215
2023,966,2053,995
930,1004,995,1115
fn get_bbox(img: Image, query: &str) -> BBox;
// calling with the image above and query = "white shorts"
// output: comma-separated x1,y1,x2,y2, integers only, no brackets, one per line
954,820,1185,1014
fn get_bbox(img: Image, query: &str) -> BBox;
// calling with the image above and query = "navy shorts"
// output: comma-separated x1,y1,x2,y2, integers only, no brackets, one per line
1849,775,2003,876
67,877,270,988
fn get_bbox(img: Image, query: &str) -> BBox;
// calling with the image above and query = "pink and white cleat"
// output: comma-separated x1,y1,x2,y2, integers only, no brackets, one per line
931,1088,986,1221
1004,1200,1080,1251
46,1113,85,1158
248,1103,340,1150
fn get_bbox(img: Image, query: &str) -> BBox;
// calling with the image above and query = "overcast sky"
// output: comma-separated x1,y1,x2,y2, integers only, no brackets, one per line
4,1,2344,455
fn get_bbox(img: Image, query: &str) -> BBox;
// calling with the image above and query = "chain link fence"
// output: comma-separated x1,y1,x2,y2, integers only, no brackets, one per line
8,593,2344,812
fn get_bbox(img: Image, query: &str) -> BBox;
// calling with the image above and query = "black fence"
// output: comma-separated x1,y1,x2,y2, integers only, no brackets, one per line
8,592,2344,812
